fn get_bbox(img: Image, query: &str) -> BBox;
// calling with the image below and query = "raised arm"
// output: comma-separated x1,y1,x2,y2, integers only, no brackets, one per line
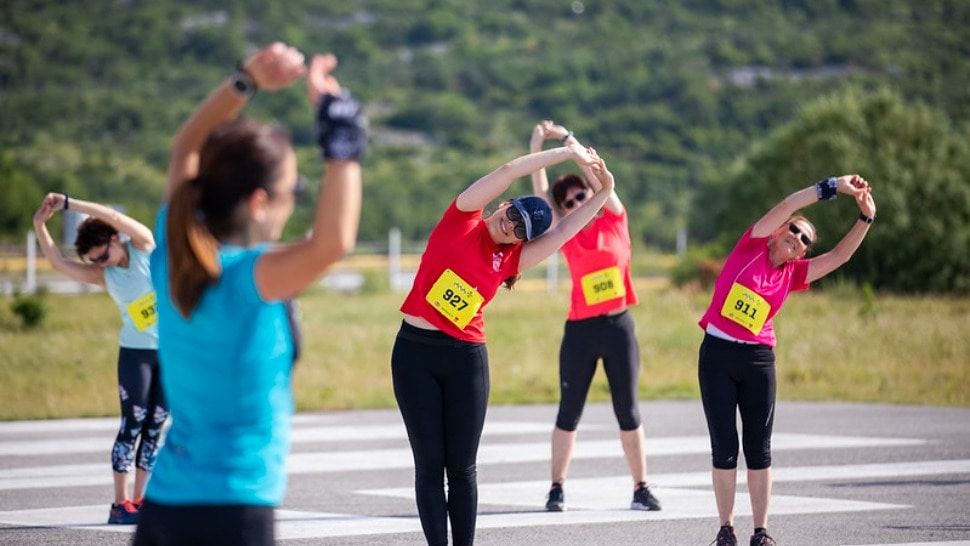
518,151,615,272
254,54,364,301
164,42,306,203
805,189,876,283
51,194,154,252
456,142,595,212
751,174,868,238
31,195,104,286
529,121,554,200
532,120,623,215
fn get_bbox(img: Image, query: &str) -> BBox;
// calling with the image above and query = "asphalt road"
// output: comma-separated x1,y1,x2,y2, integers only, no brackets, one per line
1,401,968,545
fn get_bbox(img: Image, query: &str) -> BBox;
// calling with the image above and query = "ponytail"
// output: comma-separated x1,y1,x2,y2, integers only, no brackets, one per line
502,274,520,290
168,180,221,317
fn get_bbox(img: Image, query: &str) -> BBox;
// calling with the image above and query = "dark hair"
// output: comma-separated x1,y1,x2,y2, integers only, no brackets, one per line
75,218,117,256
167,119,293,317
551,173,590,213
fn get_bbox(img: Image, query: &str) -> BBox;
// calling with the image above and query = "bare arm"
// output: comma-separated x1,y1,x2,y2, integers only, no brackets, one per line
751,174,868,238
537,121,624,215
163,43,306,203
31,197,104,286
254,54,363,301
457,143,594,212
518,153,615,272
529,122,552,200
53,195,155,252
806,190,876,283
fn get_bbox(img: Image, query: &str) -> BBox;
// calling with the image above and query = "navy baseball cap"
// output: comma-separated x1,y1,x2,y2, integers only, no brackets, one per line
511,196,553,241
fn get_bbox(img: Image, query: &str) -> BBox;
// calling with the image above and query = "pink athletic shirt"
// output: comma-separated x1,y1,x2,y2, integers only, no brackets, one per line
699,227,811,347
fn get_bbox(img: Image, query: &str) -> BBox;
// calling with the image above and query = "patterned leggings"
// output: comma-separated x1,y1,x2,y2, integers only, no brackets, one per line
112,347,168,474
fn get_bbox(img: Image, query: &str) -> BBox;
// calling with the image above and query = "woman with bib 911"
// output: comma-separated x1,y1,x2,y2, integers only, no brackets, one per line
701,174,876,546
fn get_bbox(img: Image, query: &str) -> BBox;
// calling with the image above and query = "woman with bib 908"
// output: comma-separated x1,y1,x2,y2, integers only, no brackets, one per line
528,120,661,513
394,143,614,546
700,174,876,546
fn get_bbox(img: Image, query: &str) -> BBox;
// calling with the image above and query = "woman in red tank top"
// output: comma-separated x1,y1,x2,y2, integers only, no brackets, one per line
394,143,616,546
528,120,661,513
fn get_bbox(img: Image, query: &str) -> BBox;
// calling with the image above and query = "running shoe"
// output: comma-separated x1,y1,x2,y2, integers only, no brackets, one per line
711,525,737,546
630,483,661,511
132,497,144,510
545,483,565,511
107,499,139,525
750,530,776,546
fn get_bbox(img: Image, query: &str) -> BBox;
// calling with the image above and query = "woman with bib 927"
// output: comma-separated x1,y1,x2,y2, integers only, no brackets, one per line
132,42,364,546
528,120,661,513
33,193,166,525
394,144,614,546
700,175,876,546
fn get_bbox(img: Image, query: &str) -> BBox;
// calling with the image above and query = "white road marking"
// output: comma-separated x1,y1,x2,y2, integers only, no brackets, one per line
0,421,568,456
0,434,924,491
0,491,904,540
360,459,970,507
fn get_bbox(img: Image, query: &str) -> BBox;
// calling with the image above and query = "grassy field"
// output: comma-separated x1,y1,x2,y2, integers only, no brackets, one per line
0,278,967,420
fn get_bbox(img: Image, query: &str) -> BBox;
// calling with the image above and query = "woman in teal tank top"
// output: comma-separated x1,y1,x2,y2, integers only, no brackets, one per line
33,193,166,525
133,42,365,546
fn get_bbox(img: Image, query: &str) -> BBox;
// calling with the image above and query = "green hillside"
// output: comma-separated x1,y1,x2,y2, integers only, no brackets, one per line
3,1,968,289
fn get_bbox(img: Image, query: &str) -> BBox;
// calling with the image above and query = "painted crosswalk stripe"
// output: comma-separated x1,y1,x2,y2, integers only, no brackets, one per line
0,421,572,456
0,492,904,539
0,434,924,491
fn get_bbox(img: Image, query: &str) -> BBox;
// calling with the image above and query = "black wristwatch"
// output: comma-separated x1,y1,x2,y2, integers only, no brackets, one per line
858,213,875,224
230,64,258,99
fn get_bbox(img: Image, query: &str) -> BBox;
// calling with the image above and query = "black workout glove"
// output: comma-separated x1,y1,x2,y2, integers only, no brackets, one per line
315,91,367,161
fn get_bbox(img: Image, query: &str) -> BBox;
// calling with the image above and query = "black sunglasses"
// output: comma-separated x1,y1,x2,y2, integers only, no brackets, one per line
505,205,528,240
88,244,111,264
788,223,813,246
562,190,588,210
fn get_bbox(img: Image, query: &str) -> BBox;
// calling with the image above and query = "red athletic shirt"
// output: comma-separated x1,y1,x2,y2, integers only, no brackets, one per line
560,208,639,321
400,200,523,343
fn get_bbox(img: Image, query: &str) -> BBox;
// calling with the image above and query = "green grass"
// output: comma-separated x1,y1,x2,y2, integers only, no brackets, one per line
1,282,967,420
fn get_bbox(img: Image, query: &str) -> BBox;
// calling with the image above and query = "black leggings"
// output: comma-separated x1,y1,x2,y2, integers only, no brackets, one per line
132,500,273,546
556,311,642,432
697,333,776,470
392,321,489,546
112,347,167,474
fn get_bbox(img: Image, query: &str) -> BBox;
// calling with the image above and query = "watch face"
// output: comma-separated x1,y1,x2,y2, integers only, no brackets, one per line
233,78,249,92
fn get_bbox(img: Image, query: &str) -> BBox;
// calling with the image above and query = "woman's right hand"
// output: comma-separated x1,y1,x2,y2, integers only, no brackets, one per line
242,42,306,92
33,194,62,225
567,141,596,168
857,188,876,218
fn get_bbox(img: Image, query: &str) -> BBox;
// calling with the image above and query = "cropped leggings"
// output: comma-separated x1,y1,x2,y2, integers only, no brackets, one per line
392,322,489,546
112,347,168,474
555,310,642,432
697,333,776,470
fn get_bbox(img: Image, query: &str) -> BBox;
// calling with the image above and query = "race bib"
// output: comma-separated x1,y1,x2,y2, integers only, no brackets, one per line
720,282,770,335
127,292,158,332
425,269,484,330
580,266,625,306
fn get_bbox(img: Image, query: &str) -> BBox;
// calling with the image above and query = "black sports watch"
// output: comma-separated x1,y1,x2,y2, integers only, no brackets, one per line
230,64,257,99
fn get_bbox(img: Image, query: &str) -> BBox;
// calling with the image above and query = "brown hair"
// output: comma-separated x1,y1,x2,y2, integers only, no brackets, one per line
167,119,293,317
75,218,117,256
551,173,590,214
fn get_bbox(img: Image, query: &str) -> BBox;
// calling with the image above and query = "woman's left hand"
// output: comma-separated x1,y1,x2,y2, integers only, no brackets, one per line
857,188,876,218
306,53,341,106
244,42,307,92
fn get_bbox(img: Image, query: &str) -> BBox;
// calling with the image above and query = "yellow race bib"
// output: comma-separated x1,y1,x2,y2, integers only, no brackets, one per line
580,266,626,306
127,292,158,332
720,282,770,335
425,269,484,330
